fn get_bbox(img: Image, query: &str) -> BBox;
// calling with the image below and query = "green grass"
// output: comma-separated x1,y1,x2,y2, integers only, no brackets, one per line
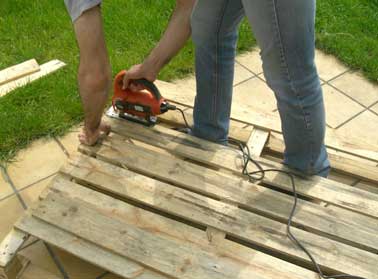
0,0,377,162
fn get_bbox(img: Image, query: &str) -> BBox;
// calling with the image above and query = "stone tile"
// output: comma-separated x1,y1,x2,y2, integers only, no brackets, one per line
330,71,378,107
7,138,66,190
20,262,61,279
19,175,55,207
322,84,364,128
172,63,254,92
20,241,106,279
233,77,277,115
0,169,13,200
315,49,348,81
336,110,378,147
104,273,123,279
234,63,254,85
236,50,263,75
56,125,82,158
19,241,60,276
0,195,25,240
370,102,378,114
52,248,105,279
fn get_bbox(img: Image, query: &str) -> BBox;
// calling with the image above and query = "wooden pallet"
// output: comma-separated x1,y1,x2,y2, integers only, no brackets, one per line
2,117,378,279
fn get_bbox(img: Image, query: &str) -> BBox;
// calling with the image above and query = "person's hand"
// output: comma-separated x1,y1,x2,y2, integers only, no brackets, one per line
122,62,158,91
78,120,111,146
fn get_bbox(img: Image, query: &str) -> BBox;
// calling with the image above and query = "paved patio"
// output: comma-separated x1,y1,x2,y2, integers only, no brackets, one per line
1,48,378,278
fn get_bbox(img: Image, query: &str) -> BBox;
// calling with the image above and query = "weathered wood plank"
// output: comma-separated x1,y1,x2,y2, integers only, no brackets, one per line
267,132,378,184
156,79,378,162
106,117,378,219
0,60,66,97
32,190,320,279
0,59,40,86
16,214,168,279
77,140,378,253
246,128,270,157
158,105,253,143
160,103,378,183
59,157,378,278
0,229,29,268
46,177,318,279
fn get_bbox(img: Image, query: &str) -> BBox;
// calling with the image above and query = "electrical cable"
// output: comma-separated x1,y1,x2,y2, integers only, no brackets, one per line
176,110,367,279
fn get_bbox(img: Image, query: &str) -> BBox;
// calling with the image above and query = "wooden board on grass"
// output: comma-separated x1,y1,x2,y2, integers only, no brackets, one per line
0,60,66,97
0,59,40,86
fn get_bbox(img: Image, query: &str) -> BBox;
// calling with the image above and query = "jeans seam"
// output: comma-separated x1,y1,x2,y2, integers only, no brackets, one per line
270,0,316,169
212,0,230,124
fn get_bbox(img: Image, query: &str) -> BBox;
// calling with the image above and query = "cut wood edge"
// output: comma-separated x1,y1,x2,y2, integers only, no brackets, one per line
0,59,40,86
0,60,66,97
246,128,270,157
0,229,29,268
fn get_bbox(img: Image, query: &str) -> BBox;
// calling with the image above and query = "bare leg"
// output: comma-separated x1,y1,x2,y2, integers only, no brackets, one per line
74,6,111,145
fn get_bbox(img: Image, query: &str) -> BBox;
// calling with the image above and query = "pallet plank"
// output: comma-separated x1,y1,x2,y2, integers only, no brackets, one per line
31,189,319,279
77,139,378,253
59,156,378,278
45,177,318,279
156,80,378,162
106,117,378,219
160,104,378,183
267,132,378,184
0,59,40,86
16,215,168,279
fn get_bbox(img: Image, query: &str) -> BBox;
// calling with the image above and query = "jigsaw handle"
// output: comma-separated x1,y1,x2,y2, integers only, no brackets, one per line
114,70,162,101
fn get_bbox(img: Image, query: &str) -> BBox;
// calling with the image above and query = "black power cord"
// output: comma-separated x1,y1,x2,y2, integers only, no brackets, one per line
175,110,367,279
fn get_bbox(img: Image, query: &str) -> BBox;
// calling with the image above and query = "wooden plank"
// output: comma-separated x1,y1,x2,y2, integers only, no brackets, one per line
58,158,378,278
0,60,66,97
77,141,378,253
45,177,318,279
156,79,378,162
158,105,252,143
161,102,378,183
246,128,270,157
31,189,320,279
0,59,40,86
354,180,378,195
106,117,378,219
0,229,29,268
267,132,378,184
16,215,169,279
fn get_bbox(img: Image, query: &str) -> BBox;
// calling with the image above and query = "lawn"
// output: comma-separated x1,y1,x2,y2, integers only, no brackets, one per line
0,0,377,162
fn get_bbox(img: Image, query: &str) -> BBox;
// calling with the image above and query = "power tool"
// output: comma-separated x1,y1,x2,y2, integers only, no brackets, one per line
111,70,176,126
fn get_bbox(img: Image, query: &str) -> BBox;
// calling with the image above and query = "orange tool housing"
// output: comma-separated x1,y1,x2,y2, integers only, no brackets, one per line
112,70,167,120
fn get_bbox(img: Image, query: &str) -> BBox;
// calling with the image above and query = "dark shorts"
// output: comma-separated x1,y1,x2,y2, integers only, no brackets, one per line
64,0,102,22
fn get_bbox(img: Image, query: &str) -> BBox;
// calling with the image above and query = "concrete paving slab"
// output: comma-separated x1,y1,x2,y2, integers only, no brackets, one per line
7,139,66,190
315,50,348,81
322,84,364,128
336,110,378,147
330,71,378,107
233,77,277,114
236,50,263,75
0,169,13,201
0,195,24,241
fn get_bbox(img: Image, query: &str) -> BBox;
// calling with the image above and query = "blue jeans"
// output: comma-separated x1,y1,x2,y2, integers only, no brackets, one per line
191,0,330,177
